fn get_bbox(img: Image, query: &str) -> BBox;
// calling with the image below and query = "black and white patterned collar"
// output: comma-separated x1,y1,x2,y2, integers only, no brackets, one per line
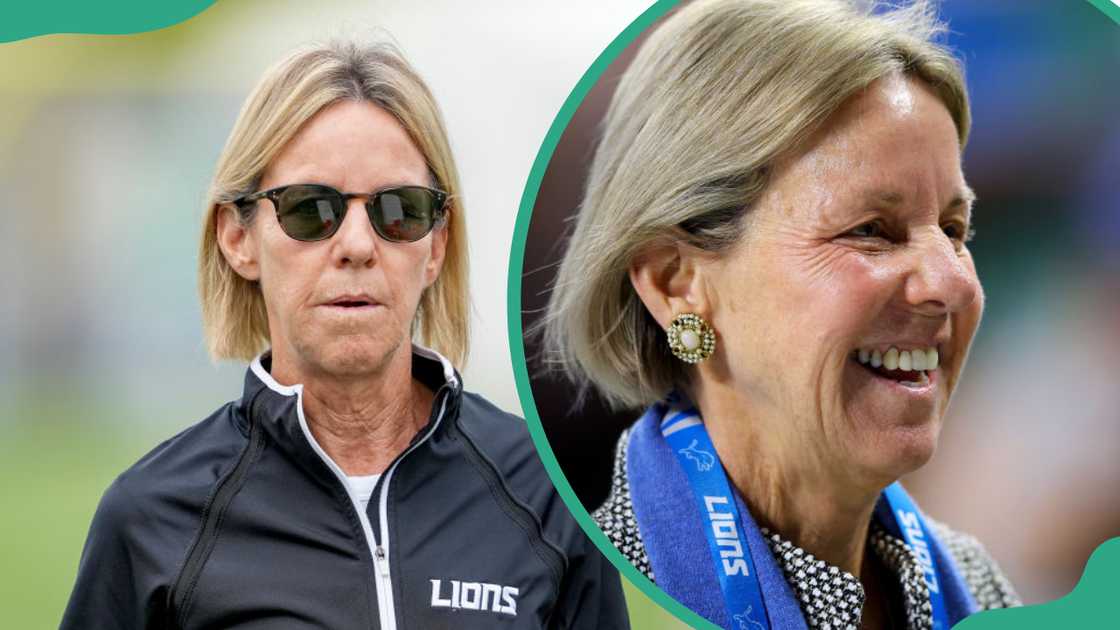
761,524,934,630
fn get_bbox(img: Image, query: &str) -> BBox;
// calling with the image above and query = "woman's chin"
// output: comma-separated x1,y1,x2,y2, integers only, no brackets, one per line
885,422,941,474
294,334,407,379
840,360,949,477
849,419,942,484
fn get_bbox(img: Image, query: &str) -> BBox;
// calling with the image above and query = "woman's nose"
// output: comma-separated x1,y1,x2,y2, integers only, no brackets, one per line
902,228,980,316
332,198,379,267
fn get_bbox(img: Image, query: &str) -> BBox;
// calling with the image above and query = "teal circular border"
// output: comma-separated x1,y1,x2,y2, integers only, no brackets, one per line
505,2,1120,629
504,1,717,627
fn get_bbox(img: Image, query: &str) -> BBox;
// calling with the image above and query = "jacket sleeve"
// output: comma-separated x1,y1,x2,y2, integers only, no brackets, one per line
60,476,169,629
548,529,631,630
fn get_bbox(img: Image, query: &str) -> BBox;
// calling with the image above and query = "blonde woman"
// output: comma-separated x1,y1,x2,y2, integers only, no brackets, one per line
544,1,1019,628
62,40,626,629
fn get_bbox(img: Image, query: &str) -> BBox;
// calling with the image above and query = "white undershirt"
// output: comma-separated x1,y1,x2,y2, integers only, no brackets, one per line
347,473,382,514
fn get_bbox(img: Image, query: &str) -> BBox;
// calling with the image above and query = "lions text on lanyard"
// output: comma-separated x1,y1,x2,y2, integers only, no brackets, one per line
896,508,940,594
705,495,750,576
661,402,772,630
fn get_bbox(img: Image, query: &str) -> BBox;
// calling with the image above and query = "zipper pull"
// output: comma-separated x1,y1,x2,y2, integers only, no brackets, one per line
375,545,389,577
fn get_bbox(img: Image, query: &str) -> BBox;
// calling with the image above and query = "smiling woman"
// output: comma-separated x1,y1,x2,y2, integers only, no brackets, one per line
61,38,627,629
698,74,985,482
536,0,1019,628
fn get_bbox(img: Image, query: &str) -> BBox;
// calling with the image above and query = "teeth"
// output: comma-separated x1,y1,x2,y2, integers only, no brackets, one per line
898,350,911,371
884,347,899,370
911,349,926,371
855,344,940,372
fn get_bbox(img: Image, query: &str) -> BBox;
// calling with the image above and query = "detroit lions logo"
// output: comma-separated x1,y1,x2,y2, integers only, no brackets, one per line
430,579,518,616
732,605,765,630
679,439,715,472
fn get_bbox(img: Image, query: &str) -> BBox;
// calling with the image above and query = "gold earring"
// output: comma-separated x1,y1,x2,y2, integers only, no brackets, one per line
667,313,716,364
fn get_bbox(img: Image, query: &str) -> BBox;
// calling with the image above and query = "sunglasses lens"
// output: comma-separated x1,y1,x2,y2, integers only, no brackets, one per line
371,188,443,242
276,185,344,241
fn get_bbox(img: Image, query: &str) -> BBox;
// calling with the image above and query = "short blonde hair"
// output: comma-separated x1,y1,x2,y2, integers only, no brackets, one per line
543,0,969,409
199,39,469,365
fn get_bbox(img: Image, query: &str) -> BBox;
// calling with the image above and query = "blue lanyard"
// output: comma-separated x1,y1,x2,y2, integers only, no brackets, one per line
879,483,950,630
660,398,950,630
660,400,771,630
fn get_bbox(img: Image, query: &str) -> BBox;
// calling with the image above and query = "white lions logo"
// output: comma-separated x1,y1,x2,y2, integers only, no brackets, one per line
679,439,715,472
430,579,518,616
732,605,765,630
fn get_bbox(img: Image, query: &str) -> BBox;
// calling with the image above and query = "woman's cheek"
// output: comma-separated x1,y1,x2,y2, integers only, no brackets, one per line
962,251,985,318
801,249,894,324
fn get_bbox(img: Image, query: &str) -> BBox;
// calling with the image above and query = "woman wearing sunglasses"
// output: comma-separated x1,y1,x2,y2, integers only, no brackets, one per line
61,39,626,629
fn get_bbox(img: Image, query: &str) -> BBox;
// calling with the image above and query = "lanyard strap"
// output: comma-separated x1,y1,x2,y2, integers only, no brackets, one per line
660,402,771,630
880,482,950,630
660,399,951,630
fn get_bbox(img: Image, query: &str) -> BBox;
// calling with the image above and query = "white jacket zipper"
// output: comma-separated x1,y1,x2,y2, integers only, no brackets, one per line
251,347,457,630
294,385,450,630
346,481,395,629
369,391,450,627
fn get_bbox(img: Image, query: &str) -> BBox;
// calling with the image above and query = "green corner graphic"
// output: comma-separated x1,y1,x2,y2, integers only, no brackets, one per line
504,1,1120,629
1086,0,1120,26
955,538,1120,629
1,0,216,43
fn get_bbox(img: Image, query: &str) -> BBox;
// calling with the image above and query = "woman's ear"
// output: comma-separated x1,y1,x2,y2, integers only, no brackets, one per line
629,238,712,329
216,204,261,281
423,222,449,287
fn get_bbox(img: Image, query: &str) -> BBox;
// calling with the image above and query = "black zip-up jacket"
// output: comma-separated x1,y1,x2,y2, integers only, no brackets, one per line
61,348,627,629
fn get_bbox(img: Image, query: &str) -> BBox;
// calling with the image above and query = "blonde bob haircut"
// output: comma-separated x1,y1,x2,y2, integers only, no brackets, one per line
199,39,468,366
543,0,969,409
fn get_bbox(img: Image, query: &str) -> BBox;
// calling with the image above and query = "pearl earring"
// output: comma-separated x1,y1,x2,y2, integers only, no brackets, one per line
667,313,716,364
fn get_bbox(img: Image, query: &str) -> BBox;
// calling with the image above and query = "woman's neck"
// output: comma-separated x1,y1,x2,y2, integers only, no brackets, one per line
271,346,434,476
690,383,884,577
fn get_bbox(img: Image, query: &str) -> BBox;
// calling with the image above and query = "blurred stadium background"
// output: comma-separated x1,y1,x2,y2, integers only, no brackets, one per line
520,0,1120,620
0,0,687,627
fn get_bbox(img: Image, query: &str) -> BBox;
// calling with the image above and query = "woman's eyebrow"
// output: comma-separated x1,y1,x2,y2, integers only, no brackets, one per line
947,184,976,217
871,190,905,206
861,186,975,214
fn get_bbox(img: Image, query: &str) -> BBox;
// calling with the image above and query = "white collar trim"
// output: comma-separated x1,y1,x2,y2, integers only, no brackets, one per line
249,344,459,397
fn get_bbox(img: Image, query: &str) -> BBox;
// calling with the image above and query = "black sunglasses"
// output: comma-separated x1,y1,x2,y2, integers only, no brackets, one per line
234,183,448,243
